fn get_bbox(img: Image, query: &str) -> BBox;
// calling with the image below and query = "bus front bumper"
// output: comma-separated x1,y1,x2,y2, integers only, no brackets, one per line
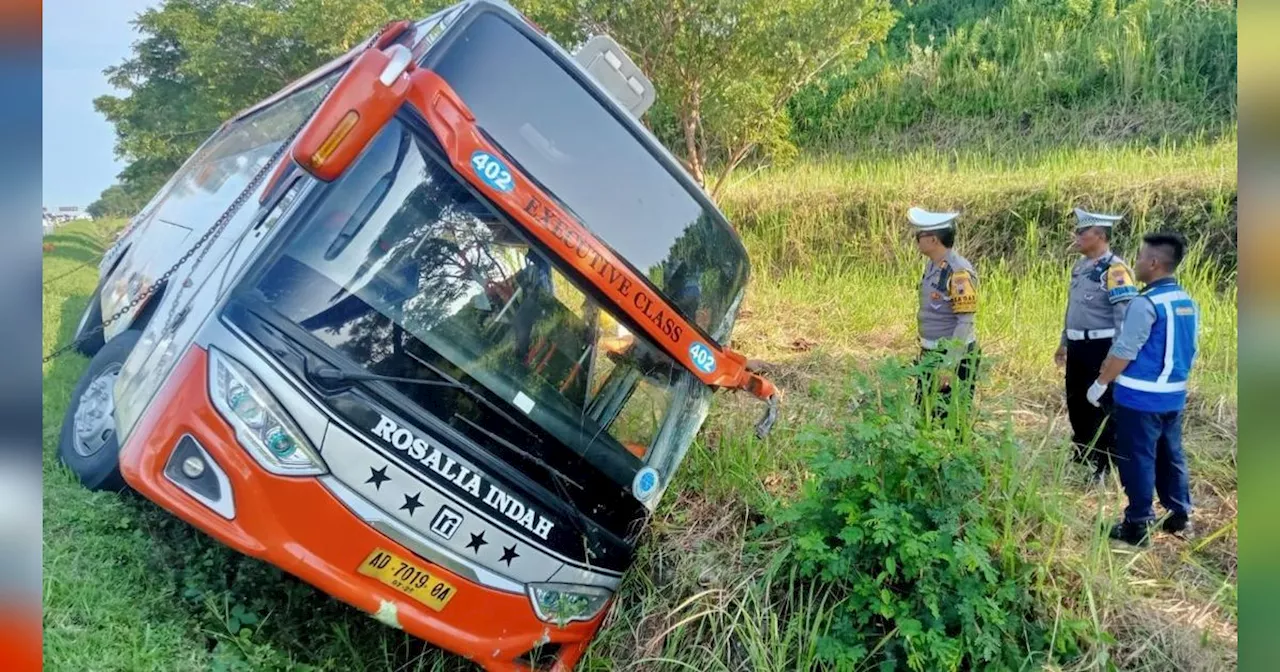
118,346,604,672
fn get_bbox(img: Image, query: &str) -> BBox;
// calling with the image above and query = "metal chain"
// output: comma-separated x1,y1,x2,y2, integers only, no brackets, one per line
43,226,119,288
42,106,306,364
42,19,403,365
42,255,103,288
41,181,260,363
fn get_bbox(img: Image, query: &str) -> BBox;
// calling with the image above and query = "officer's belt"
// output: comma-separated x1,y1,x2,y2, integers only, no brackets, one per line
921,337,977,350
1065,328,1115,341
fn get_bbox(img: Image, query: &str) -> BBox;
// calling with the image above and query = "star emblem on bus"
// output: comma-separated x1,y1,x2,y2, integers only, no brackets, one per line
364,465,391,490
499,544,520,566
465,531,487,553
400,492,423,516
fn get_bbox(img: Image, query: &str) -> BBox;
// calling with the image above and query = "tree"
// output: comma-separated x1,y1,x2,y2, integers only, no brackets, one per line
96,0,894,207
523,0,897,199
86,183,146,219
94,0,447,208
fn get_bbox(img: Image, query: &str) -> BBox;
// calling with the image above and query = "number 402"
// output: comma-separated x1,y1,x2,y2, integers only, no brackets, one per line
471,152,514,191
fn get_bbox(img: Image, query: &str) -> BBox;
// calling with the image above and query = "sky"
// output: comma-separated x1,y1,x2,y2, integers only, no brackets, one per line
42,0,158,209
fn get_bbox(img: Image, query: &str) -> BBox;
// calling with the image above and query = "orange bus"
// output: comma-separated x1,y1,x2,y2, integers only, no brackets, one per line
58,2,778,669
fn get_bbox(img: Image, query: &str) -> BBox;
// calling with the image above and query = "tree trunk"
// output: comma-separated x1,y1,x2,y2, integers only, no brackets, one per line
709,142,757,201
681,86,705,186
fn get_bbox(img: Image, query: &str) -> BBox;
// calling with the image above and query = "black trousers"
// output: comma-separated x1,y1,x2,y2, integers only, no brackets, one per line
916,344,980,420
1065,337,1116,473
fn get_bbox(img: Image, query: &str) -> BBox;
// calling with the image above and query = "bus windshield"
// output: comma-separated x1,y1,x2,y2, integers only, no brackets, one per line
429,10,750,343
249,118,711,487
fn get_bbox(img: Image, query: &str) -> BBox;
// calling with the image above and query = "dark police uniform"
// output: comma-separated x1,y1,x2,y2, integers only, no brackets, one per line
910,208,980,417
1061,208,1136,476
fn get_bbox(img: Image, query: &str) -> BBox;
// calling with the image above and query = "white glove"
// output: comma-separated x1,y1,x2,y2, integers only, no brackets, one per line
1086,380,1108,407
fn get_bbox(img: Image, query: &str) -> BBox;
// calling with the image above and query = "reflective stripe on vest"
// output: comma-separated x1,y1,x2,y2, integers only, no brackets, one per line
1150,290,1189,385
1114,281,1197,410
1114,375,1187,392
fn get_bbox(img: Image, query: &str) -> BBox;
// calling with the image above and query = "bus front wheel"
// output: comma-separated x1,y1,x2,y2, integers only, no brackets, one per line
58,329,141,492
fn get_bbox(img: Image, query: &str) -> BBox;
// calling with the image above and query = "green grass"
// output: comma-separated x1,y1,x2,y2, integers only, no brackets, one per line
790,0,1237,150
43,127,1237,672
723,134,1238,269
42,222,211,670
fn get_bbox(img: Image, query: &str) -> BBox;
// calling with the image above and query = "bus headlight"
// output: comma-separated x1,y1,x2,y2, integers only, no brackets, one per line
526,583,612,625
208,347,326,476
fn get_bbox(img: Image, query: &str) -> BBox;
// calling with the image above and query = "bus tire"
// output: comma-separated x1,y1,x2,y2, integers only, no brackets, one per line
58,329,142,492
72,285,106,358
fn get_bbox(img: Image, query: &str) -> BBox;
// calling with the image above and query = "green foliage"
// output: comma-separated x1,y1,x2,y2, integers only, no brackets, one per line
93,0,448,215
86,183,146,219
771,360,1055,670
789,0,1237,149
91,0,1237,212
523,0,897,197
96,0,897,209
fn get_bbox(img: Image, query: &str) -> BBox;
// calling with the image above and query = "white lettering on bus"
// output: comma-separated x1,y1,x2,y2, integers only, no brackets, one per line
368,413,556,541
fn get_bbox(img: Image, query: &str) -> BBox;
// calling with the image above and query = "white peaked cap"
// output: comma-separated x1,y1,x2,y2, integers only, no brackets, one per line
1073,207,1123,228
908,207,960,232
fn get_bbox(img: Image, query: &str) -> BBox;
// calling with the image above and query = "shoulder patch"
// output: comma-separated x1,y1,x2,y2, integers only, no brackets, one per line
1105,264,1138,303
948,269,978,314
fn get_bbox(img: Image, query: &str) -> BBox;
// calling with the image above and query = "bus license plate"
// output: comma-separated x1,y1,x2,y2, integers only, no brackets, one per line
357,548,457,612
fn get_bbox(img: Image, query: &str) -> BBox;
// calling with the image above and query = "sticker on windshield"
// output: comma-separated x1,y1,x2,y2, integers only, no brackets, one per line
513,391,535,414
688,341,716,374
633,467,660,502
470,151,515,193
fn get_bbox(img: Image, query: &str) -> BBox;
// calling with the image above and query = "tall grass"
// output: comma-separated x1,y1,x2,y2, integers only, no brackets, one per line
734,250,1235,412
724,137,1238,271
790,0,1237,150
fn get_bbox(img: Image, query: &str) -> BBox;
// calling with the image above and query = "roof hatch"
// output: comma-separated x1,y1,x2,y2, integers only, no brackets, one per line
572,35,655,118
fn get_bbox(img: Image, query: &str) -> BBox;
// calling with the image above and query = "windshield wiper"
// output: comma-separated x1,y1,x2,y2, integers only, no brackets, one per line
311,366,463,388
309,364,541,445
451,413,581,491
453,414,599,554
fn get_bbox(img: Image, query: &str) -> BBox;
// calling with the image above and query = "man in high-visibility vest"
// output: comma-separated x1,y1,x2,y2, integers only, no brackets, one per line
1087,232,1199,546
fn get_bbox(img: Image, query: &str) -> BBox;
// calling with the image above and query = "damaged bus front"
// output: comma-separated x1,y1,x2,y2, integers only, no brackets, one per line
57,2,777,670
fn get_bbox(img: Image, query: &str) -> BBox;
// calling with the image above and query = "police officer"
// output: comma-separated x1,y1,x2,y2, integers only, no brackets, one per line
1087,232,1198,546
1055,208,1138,482
910,207,980,418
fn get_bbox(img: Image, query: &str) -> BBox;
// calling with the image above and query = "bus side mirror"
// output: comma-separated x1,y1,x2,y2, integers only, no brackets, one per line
292,44,415,181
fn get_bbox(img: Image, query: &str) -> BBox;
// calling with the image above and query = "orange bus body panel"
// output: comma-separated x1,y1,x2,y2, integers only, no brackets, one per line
118,347,602,671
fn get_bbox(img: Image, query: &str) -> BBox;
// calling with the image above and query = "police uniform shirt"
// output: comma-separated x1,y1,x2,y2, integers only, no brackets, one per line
918,248,978,348
1059,252,1137,346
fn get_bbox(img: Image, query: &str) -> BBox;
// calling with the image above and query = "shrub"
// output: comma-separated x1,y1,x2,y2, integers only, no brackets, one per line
771,359,1051,671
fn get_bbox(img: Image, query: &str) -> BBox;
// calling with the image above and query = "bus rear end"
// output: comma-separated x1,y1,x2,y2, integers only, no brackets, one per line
71,2,777,669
